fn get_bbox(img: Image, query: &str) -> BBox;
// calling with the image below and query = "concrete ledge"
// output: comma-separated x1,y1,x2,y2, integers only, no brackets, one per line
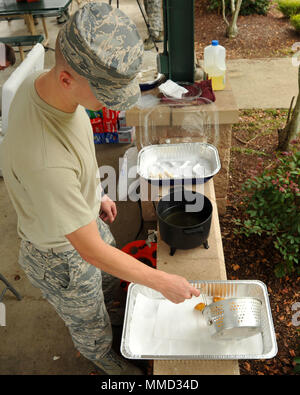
154,359,240,375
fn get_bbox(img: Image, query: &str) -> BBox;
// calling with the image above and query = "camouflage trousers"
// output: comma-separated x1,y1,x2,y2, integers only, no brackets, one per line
144,0,162,37
18,217,119,362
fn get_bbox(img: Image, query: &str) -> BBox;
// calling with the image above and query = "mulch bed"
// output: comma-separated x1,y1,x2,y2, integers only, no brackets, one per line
220,109,299,375
194,1,300,60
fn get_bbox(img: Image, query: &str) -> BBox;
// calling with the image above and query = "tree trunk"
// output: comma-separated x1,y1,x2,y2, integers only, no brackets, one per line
226,22,238,38
225,0,243,38
278,65,300,151
221,0,229,27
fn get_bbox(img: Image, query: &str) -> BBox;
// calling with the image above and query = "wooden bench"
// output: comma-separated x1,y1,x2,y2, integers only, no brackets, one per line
0,34,44,61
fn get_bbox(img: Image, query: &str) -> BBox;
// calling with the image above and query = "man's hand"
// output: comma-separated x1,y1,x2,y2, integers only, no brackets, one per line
100,194,117,223
157,272,201,304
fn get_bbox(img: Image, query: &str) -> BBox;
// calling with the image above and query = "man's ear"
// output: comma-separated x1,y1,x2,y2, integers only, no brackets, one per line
59,70,74,89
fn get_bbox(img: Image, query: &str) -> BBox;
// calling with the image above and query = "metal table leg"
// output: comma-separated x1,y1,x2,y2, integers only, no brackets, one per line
41,17,49,46
23,14,37,35
109,0,119,7
0,273,22,302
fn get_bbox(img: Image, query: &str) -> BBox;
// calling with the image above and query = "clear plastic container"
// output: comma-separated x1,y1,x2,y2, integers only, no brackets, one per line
204,40,226,91
134,100,220,149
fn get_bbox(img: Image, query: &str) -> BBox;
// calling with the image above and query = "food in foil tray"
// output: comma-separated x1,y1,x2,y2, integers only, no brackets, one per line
148,160,210,179
194,296,225,312
137,143,221,184
194,302,206,312
213,296,225,303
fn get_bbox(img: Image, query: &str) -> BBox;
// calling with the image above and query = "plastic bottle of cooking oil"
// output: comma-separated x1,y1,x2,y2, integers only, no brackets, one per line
204,40,226,91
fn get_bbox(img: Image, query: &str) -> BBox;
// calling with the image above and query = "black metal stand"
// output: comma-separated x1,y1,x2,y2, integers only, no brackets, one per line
169,241,209,256
0,273,22,302
203,240,209,249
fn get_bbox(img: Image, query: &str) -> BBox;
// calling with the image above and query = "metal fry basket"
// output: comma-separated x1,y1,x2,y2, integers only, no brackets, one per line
203,297,262,341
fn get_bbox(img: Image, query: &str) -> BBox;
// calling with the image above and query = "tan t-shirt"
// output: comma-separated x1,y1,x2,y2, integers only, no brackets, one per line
0,71,101,249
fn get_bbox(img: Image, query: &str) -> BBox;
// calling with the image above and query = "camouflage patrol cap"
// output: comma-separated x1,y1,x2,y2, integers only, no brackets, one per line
58,2,144,111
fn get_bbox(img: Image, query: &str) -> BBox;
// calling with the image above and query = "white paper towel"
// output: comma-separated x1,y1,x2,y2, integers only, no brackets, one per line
159,80,188,99
127,293,264,357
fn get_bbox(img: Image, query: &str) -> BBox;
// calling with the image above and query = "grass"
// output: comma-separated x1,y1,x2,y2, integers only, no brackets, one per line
232,108,289,144
230,109,290,160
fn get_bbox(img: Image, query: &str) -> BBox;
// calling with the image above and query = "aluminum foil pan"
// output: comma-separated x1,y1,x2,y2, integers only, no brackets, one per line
120,280,277,360
137,142,221,185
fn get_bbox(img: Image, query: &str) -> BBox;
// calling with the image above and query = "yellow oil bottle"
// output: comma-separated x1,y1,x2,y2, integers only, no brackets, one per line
204,40,226,91
208,74,226,91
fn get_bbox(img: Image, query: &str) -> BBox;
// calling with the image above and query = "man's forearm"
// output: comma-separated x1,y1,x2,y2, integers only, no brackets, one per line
66,220,200,303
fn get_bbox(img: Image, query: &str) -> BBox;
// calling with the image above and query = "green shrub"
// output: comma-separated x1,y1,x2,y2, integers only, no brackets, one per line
291,13,300,31
235,146,300,278
277,0,300,17
207,0,270,16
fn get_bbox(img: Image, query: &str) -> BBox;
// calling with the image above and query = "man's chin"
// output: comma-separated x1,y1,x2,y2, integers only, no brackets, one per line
83,102,104,111
93,104,104,111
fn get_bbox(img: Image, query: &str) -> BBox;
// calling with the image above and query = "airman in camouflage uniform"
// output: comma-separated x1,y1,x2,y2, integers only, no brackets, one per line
2,1,200,376
144,0,163,50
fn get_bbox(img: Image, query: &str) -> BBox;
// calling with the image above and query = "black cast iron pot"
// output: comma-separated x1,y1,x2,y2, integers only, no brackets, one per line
157,188,213,256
